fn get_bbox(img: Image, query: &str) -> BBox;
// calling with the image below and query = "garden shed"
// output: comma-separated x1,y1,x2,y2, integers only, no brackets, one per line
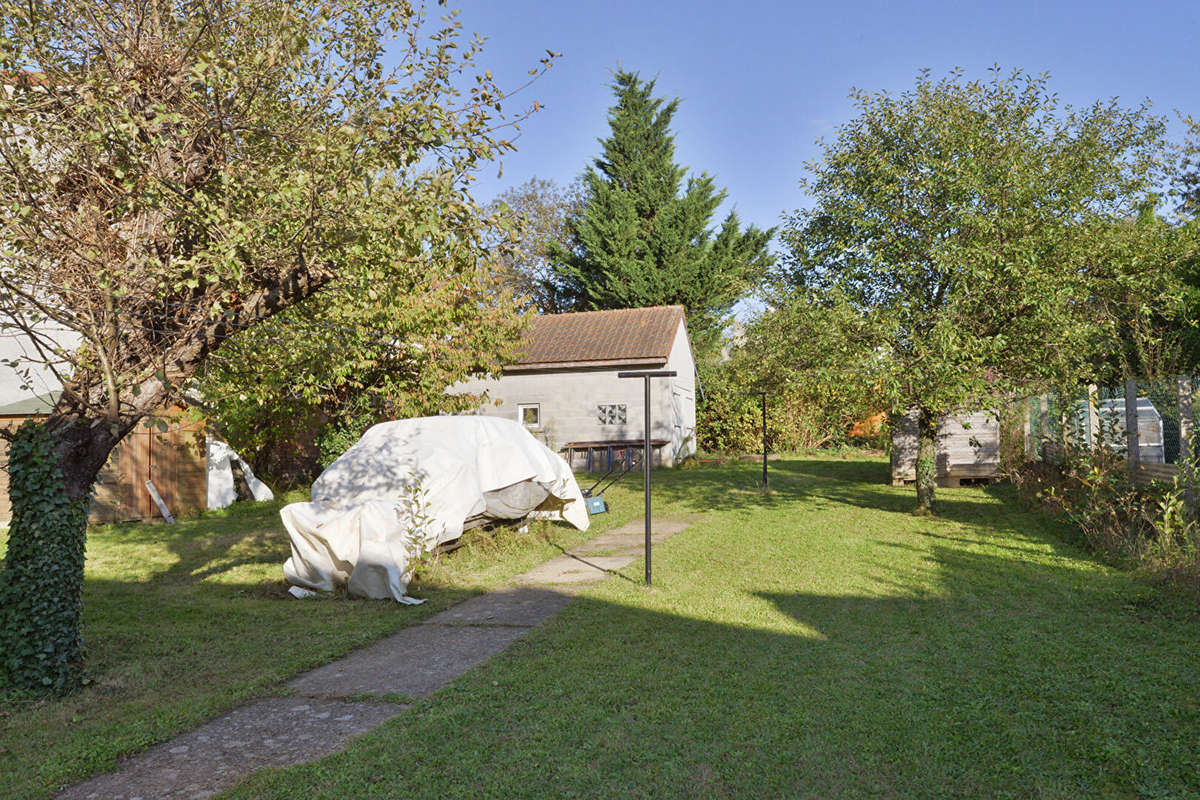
890,409,1002,487
0,327,276,523
452,305,697,468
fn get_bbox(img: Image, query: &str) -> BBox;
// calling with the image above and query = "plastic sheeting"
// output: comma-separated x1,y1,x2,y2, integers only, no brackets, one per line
206,438,275,509
280,416,589,601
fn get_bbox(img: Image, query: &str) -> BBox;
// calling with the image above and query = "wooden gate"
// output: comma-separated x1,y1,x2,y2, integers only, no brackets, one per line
91,411,207,523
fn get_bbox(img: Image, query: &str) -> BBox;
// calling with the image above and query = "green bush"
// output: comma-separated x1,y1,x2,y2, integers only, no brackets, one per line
697,360,884,454
1012,440,1200,580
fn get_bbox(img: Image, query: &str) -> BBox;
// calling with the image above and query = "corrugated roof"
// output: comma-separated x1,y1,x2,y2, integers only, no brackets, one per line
511,306,685,370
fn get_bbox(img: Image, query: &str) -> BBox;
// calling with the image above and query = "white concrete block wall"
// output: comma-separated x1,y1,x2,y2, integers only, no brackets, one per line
455,369,671,451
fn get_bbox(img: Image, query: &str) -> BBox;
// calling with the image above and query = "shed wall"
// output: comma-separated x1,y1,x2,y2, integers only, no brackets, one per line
891,409,1002,486
452,365,696,466
449,315,697,467
664,321,698,461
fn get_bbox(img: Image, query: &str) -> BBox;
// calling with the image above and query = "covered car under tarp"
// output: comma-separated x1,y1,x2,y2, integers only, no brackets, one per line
280,416,589,601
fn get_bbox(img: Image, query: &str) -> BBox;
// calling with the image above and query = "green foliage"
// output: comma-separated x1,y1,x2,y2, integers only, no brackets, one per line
1088,209,1198,381
778,67,1173,509
0,422,91,696
0,0,550,689
200,265,528,481
1178,113,1200,219
488,177,584,313
699,291,885,454
695,363,766,453
1014,440,1200,577
0,0,542,419
551,70,774,352
697,358,880,454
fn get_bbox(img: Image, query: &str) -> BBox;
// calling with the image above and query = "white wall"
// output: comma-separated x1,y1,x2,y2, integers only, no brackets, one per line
0,327,78,407
664,319,697,462
454,367,667,448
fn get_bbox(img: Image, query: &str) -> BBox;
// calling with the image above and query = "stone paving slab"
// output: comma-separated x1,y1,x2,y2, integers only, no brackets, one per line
516,554,637,584
288,622,531,699
58,697,405,800
572,518,693,556
423,586,576,627
57,517,694,800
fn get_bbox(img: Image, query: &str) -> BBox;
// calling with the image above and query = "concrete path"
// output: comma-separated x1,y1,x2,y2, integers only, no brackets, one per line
58,516,690,800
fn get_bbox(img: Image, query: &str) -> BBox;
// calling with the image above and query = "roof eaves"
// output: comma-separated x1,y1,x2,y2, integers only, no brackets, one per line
504,356,669,373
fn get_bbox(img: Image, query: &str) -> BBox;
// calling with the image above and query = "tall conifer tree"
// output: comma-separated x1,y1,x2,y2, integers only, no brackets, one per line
551,71,773,352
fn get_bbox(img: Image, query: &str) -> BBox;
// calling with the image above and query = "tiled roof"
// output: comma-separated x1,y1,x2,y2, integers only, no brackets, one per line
511,306,685,370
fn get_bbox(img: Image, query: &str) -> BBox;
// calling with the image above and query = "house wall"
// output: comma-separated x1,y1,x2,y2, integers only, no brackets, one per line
451,328,696,466
0,326,78,408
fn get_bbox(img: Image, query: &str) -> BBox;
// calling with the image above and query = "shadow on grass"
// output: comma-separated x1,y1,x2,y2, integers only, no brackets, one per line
768,457,1087,558
224,545,1198,800
647,456,1079,551
21,454,1199,799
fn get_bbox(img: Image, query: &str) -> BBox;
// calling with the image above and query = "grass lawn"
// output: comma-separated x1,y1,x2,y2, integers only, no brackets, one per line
215,456,1200,800
0,490,614,799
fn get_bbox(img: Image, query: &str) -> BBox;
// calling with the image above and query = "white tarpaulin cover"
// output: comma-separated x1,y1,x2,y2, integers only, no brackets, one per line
280,416,589,601
206,438,275,510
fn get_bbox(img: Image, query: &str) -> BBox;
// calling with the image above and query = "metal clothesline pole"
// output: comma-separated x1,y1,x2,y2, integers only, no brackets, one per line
749,390,767,490
618,369,677,586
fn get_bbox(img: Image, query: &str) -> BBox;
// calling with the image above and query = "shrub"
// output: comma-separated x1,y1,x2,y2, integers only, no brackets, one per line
697,360,885,454
1011,439,1200,580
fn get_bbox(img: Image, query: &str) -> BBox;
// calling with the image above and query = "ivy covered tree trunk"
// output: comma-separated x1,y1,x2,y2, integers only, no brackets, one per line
915,409,938,515
0,422,97,693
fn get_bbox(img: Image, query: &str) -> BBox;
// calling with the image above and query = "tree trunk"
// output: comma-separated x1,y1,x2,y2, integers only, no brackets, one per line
915,408,938,515
0,412,138,693
0,422,95,694
0,264,333,694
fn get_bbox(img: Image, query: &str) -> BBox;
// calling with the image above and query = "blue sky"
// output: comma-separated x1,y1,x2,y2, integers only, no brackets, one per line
445,0,1200,235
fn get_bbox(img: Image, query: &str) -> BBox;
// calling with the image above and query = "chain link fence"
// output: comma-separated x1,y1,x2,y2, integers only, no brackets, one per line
1022,377,1195,478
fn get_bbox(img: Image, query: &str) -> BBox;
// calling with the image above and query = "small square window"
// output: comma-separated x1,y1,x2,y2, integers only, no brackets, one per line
518,403,541,429
598,404,627,425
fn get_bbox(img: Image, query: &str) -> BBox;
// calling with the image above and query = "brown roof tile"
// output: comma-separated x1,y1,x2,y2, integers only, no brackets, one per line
511,306,685,370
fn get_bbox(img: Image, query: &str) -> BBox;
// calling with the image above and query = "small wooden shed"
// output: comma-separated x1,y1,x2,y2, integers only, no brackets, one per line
890,409,1002,487
0,397,208,524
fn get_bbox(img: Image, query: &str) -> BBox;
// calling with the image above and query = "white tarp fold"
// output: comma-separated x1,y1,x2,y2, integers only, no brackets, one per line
207,438,275,509
280,416,589,601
